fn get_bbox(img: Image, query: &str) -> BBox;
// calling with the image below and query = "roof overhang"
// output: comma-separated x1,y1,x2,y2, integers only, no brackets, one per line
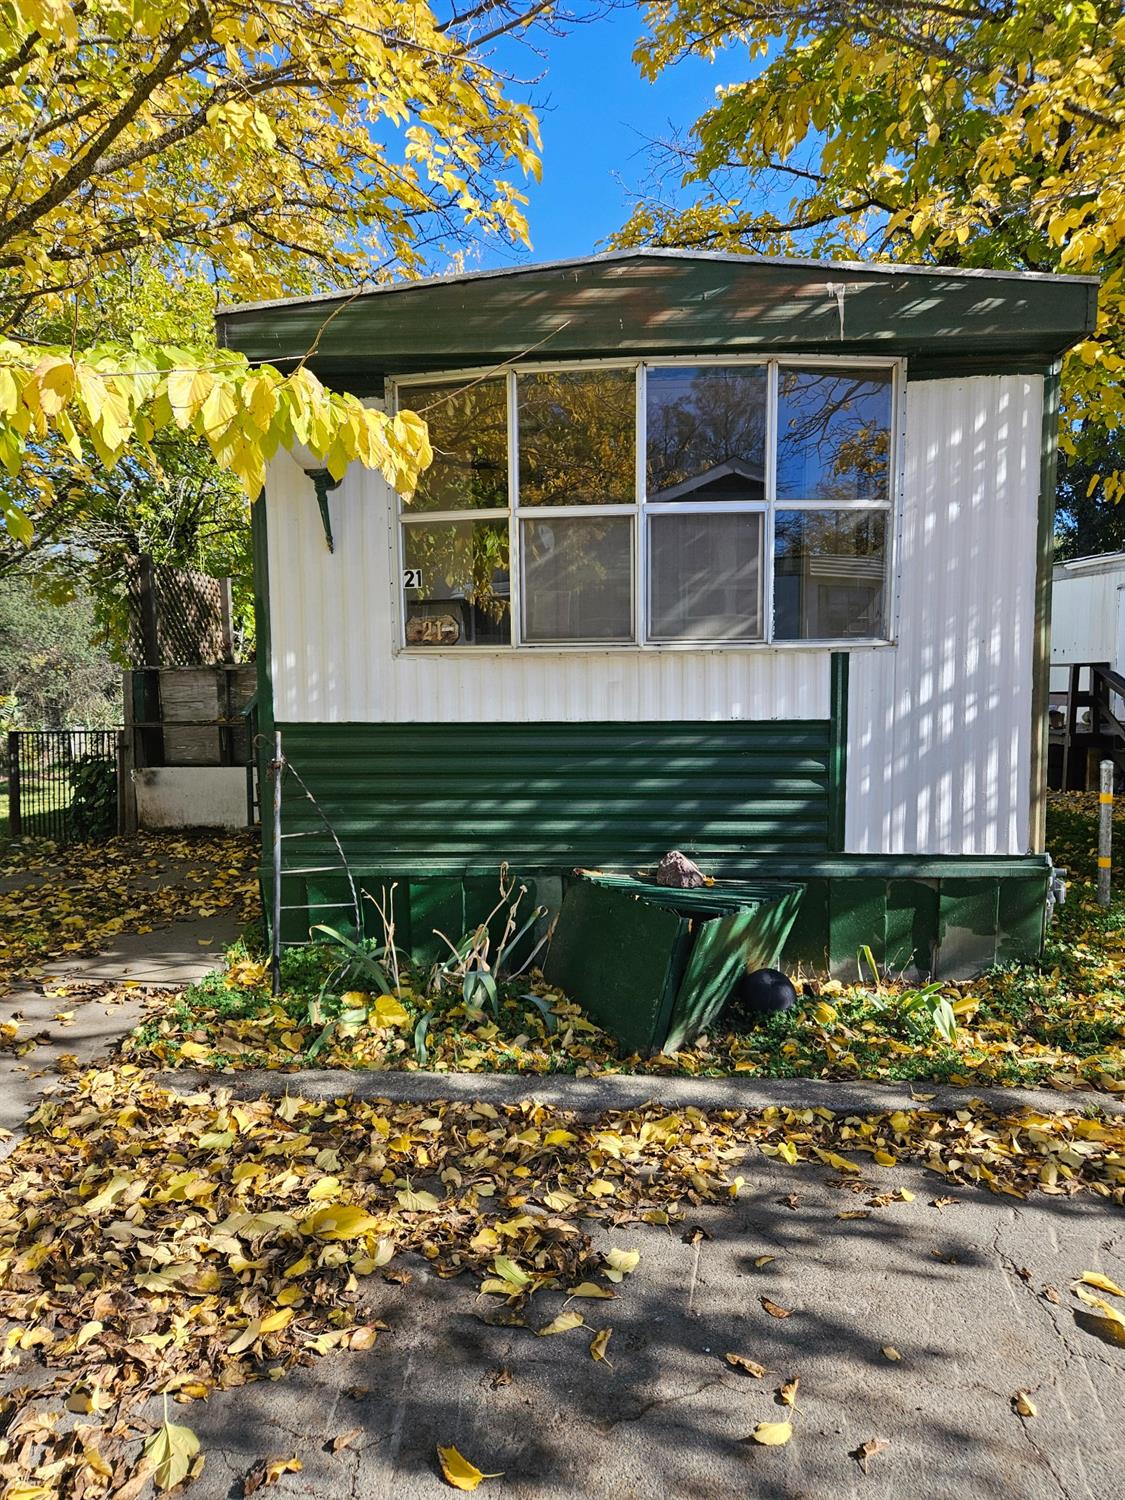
216,248,1098,392
1053,551,1125,581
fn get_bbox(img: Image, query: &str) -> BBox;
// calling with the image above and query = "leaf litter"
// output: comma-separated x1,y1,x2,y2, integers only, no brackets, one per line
0,1066,1120,1492
0,832,258,1000
117,794,1125,1095
3,801,1125,1489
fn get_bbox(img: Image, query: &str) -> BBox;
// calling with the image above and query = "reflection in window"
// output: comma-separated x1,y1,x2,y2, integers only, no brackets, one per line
518,370,635,506
646,365,767,502
396,361,897,649
406,379,508,513
777,369,891,503
521,516,632,642
773,510,887,640
402,520,510,646
649,512,763,641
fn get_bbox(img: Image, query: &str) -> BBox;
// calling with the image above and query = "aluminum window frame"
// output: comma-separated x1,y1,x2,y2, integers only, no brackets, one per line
390,353,903,653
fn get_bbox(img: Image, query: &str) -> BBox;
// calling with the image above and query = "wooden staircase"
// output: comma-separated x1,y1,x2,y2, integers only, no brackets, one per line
1053,662,1125,789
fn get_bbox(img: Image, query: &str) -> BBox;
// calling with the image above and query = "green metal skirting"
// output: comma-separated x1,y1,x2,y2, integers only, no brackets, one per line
784,867,1049,979
267,719,1048,981
543,874,805,1053
269,860,1049,982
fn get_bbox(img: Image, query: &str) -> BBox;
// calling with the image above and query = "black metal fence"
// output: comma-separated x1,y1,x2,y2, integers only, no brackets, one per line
6,729,122,843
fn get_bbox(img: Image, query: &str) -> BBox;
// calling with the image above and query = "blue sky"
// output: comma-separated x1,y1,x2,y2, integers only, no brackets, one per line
478,10,745,267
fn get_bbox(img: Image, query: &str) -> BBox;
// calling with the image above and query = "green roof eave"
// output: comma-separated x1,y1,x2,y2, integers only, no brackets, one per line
216,248,1097,387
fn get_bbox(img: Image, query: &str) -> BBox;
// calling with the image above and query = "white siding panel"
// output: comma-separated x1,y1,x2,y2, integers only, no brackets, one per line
846,375,1042,856
265,449,831,723
1050,563,1125,689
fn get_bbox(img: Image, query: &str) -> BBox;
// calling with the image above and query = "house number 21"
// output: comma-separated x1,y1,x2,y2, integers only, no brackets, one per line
402,568,423,589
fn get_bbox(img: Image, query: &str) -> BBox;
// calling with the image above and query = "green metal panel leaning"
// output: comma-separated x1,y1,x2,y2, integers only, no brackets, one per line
217,249,1097,982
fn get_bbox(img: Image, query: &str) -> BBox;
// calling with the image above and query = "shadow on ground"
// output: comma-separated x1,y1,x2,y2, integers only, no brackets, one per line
157,1158,1124,1500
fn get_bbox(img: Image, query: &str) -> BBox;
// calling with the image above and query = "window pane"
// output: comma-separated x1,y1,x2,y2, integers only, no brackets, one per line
521,516,632,642
518,370,635,506
403,378,507,512
649,512,763,642
402,520,510,646
773,510,888,640
777,368,892,502
646,365,767,502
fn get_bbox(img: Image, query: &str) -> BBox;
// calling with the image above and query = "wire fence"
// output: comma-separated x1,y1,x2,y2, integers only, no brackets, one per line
6,729,122,844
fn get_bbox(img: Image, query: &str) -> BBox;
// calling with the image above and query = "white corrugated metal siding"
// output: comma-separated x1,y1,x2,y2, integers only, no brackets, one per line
1051,566,1125,667
264,449,832,722
1048,557,1125,693
846,375,1042,856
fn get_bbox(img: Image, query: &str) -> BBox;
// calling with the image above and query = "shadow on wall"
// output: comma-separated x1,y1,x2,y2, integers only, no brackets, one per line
847,376,1041,858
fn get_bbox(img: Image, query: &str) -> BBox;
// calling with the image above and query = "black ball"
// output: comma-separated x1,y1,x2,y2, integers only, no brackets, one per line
736,967,798,1015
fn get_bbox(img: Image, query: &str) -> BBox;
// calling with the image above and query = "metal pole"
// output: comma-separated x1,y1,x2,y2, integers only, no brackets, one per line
1098,759,1114,907
271,729,284,995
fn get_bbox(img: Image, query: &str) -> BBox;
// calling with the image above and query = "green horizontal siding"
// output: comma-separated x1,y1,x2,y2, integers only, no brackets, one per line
277,720,832,868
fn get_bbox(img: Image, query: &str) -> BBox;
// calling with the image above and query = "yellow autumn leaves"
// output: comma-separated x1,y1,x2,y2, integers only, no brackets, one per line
0,0,550,537
129,822,1125,1091
0,342,436,512
749,1420,793,1446
0,831,258,1001
622,5,1125,495
1073,1269,1125,1347
437,1445,504,1491
3,1065,1123,1495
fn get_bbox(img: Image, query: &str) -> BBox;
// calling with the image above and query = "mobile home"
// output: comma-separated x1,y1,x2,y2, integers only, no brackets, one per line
218,250,1096,978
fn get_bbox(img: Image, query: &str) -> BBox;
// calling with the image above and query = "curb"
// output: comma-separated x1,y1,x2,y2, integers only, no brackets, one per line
157,1068,1125,1119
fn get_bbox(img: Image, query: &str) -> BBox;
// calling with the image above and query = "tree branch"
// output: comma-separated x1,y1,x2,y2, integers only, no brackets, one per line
0,3,211,252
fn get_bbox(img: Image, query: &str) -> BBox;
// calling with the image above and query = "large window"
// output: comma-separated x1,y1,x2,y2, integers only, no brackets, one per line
395,360,896,649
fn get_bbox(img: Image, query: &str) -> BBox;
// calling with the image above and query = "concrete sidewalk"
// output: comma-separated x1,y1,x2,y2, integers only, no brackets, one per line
0,892,1120,1495
0,915,240,1137
149,1154,1125,1500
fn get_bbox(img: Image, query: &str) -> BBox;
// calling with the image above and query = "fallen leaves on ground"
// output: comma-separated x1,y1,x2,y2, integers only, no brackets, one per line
120,796,1125,1095
0,832,258,998
126,950,1125,1093
242,1455,302,1494
589,1328,612,1363
537,1310,584,1336
437,1444,501,1490
1078,1270,1124,1297
2,1068,1122,1492
3,798,1124,1105
144,1418,201,1491
761,1297,793,1319
726,1353,766,1377
852,1437,890,1473
749,1420,792,1446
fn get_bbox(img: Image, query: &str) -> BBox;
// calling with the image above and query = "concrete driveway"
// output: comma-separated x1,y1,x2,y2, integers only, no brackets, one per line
153,1147,1122,1500
0,848,1120,1498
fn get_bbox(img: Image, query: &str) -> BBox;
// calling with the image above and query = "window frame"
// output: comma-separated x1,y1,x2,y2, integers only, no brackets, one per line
390,353,904,654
